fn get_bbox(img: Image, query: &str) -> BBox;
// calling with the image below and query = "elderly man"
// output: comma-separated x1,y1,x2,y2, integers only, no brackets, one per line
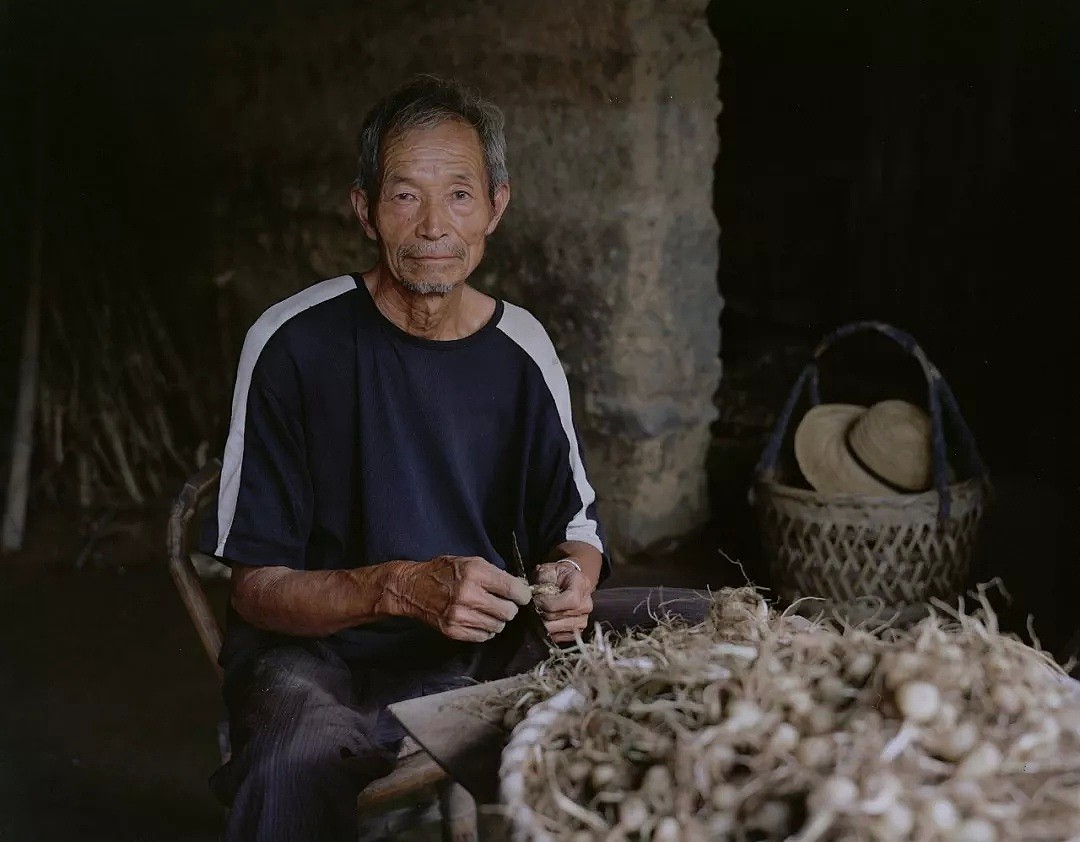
203,76,708,841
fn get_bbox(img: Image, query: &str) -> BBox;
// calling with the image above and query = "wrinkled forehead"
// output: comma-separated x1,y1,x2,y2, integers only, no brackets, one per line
380,119,487,185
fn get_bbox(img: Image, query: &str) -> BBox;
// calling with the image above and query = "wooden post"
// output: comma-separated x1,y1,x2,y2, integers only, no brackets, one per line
2,66,46,553
2,278,43,552
437,780,478,842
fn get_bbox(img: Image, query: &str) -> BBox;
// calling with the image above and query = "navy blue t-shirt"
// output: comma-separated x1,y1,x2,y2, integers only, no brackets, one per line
203,274,608,665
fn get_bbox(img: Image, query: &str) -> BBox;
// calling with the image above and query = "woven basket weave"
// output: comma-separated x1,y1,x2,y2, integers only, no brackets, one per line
751,321,991,623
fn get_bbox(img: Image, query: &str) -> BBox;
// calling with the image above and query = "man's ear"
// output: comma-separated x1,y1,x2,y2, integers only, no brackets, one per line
485,182,511,236
350,187,379,242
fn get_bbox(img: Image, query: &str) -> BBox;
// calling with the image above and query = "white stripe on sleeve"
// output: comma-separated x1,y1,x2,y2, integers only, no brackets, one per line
215,275,356,557
497,302,603,553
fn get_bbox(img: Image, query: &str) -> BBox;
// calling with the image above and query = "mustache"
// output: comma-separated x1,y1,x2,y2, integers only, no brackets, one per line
398,244,467,261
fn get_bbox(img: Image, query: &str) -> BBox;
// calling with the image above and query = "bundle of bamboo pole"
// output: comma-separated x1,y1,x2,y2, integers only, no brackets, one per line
2,60,231,552
32,271,223,509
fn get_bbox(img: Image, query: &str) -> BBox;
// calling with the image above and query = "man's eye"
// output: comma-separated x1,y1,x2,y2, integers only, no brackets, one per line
394,192,417,201
452,191,471,201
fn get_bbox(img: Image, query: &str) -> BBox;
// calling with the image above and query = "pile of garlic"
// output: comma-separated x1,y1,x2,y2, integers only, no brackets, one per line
501,587,1080,841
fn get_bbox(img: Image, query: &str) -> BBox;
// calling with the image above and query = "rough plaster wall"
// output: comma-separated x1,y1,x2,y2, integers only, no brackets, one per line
203,0,722,556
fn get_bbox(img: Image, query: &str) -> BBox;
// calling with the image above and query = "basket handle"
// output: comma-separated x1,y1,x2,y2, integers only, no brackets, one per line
754,320,988,523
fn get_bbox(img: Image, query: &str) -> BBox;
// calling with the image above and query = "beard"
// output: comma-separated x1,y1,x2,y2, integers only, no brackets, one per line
395,276,460,295
393,242,469,295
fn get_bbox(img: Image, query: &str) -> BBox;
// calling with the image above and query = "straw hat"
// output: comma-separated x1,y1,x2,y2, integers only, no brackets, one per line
794,399,933,495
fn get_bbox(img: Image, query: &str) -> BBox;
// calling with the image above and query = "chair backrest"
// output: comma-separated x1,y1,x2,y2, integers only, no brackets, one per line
167,458,225,681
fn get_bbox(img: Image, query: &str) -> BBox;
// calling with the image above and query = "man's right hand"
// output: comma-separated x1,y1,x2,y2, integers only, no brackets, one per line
384,556,533,643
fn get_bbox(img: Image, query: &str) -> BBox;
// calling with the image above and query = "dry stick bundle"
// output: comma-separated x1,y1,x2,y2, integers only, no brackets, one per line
3,275,43,550
35,257,217,507
496,586,1080,842
2,60,47,552
25,186,231,508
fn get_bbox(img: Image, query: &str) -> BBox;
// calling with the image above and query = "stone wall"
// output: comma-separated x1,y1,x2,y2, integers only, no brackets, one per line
201,0,722,556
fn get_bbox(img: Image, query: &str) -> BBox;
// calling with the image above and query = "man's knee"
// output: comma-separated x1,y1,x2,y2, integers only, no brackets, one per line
245,724,353,791
226,645,353,738
218,721,381,842
217,645,393,803
220,693,393,808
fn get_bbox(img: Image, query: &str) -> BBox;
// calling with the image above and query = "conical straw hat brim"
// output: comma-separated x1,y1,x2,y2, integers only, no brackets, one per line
793,404,897,496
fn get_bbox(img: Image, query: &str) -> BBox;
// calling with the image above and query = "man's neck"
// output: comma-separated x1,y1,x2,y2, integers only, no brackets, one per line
363,266,494,341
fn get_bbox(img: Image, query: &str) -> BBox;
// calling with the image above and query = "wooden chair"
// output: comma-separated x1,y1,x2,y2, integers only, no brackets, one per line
166,459,478,841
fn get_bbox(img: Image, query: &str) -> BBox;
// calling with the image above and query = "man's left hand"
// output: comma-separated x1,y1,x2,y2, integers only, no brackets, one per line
531,560,594,643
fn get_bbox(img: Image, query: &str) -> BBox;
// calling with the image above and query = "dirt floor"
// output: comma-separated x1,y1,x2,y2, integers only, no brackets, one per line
0,474,1072,841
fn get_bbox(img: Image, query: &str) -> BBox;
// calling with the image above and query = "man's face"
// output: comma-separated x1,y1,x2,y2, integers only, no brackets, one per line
352,120,509,295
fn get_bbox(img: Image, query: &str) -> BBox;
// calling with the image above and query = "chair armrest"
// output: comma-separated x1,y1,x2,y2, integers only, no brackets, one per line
167,458,225,679
356,751,449,809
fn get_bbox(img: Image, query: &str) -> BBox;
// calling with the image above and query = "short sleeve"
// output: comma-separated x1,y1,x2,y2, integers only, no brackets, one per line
522,361,610,582
526,416,611,582
497,302,610,581
201,349,313,570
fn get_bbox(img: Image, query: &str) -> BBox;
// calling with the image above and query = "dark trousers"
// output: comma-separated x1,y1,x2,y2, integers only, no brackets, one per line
211,587,710,842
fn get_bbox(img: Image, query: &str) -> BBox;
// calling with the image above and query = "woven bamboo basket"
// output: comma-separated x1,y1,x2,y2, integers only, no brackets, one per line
500,686,588,842
751,321,991,623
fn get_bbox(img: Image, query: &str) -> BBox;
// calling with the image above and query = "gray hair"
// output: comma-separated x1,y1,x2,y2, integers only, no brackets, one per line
355,75,509,206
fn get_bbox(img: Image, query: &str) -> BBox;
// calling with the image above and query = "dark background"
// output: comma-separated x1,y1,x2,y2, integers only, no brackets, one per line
714,0,1079,476
1,1,1079,837
707,0,1079,653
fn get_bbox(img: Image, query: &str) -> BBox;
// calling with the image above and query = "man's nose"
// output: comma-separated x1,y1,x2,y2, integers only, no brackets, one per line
415,199,448,240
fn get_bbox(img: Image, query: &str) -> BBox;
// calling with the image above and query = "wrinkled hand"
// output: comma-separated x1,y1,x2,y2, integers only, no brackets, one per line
389,556,532,643
531,560,594,644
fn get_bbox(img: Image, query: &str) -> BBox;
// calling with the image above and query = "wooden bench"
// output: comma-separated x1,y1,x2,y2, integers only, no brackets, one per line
166,459,478,841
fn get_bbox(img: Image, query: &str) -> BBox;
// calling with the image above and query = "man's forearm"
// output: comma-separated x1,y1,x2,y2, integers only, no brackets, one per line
231,561,414,638
547,540,603,590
